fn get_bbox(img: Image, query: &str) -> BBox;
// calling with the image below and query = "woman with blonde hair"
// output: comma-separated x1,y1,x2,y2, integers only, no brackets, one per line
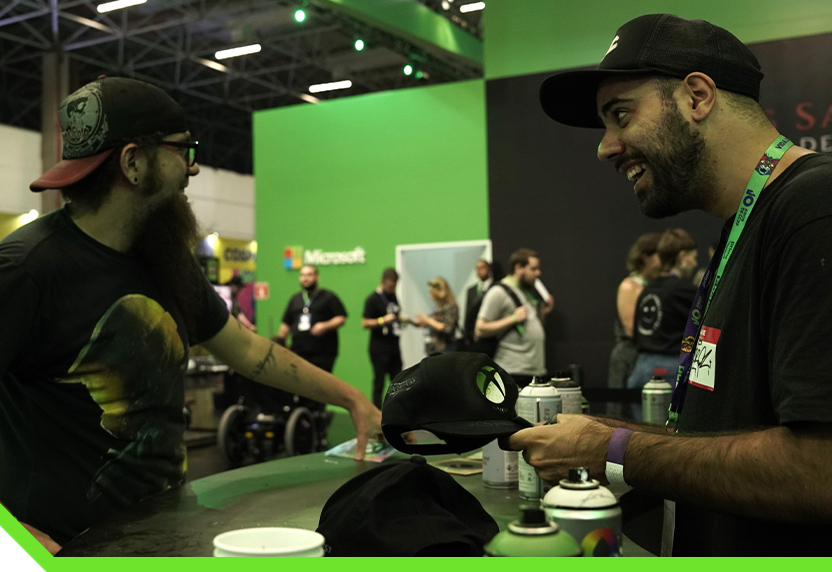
414,277,459,355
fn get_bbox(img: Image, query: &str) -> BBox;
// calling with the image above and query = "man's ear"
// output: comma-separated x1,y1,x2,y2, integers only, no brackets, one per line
120,143,141,186
682,72,717,122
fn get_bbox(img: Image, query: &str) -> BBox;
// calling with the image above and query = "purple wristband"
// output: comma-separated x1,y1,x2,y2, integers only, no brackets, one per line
605,428,633,486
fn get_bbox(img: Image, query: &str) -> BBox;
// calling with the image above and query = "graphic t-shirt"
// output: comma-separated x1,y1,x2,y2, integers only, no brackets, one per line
633,275,697,355
0,208,229,545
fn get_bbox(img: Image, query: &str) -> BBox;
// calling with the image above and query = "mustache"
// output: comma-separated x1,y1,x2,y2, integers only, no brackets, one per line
615,150,648,173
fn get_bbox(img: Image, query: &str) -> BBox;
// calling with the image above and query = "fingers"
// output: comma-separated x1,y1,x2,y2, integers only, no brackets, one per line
507,427,534,451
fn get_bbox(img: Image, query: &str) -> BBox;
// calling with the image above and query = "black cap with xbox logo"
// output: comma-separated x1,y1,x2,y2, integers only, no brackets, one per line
30,76,189,191
382,353,532,455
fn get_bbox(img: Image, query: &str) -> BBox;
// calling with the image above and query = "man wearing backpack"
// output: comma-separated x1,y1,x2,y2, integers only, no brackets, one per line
475,248,552,387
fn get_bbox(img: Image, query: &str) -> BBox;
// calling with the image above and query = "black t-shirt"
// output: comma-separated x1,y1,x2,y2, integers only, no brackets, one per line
673,153,832,555
362,290,401,355
633,275,697,354
281,288,347,358
0,208,229,545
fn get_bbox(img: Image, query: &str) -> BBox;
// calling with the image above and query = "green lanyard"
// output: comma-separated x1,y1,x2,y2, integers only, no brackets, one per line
669,135,793,426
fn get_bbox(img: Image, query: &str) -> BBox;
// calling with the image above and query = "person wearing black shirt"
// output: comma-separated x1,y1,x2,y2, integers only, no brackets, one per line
277,265,348,373
361,268,403,407
0,77,381,555
627,229,698,420
510,14,832,556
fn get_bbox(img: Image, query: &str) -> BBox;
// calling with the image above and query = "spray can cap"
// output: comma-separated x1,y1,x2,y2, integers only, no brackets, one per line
651,368,668,380
507,508,560,536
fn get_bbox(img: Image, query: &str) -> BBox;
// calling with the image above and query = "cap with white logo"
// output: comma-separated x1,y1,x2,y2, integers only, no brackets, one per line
30,76,188,191
382,353,532,455
539,14,764,128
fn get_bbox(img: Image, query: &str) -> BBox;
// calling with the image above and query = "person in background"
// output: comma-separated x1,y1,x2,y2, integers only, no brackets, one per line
692,240,718,286
460,259,493,351
276,265,347,375
362,268,403,407
226,275,255,331
607,232,661,416
414,277,459,355
628,229,698,419
0,77,380,555
475,248,551,388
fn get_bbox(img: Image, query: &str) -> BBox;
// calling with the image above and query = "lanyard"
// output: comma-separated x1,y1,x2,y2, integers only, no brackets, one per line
667,135,793,430
301,289,317,313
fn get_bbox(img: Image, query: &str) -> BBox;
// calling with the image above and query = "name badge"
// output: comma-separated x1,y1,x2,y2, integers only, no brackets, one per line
689,326,721,391
298,313,311,332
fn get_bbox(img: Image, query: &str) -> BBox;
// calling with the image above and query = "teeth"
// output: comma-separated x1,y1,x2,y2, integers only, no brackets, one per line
626,164,645,182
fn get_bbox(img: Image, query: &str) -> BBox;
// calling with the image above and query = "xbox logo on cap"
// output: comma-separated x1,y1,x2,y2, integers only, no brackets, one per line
476,366,506,404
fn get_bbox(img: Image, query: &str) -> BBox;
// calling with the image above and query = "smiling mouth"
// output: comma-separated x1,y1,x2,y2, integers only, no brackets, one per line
626,163,646,183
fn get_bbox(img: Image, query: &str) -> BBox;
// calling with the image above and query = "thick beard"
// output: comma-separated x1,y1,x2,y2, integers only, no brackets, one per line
129,171,204,339
633,101,716,219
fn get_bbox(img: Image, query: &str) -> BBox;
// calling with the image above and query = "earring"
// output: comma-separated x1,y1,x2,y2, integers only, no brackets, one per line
133,177,139,184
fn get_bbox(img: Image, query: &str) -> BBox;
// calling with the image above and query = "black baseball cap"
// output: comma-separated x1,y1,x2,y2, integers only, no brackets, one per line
539,14,764,128
317,456,499,556
382,352,532,455
31,76,188,191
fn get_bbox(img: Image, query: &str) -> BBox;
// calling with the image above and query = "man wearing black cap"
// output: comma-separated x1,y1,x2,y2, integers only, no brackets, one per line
510,14,832,556
0,77,381,554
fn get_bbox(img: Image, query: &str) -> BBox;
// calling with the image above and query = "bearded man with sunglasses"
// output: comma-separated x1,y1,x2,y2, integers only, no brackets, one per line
0,77,381,554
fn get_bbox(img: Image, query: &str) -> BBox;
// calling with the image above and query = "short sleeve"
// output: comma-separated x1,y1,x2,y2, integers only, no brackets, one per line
478,287,508,322
328,292,347,318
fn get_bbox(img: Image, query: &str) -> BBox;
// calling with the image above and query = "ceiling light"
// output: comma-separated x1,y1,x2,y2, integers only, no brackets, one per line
459,1,485,13
441,1,450,9
97,0,146,12
354,39,365,51
294,9,306,22
215,44,262,60
403,64,413,76
308,80,352,94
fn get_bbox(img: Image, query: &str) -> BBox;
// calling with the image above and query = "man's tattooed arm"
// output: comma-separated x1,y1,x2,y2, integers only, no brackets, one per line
251,343,276,379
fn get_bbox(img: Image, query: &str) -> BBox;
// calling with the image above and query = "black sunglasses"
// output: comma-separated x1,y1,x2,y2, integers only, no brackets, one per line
159,139,198,166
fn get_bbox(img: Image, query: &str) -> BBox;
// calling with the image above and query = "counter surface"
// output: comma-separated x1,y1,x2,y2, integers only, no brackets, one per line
59,451,653,556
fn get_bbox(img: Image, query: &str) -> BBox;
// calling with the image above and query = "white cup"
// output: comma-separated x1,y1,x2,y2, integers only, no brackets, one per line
213,527,325,557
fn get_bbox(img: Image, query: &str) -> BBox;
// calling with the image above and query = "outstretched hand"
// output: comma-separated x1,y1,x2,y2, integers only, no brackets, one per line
508,414,613,483
348,395,383,461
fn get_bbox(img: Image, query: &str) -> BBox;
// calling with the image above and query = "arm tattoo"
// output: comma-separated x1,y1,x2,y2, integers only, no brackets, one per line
252,344,277,379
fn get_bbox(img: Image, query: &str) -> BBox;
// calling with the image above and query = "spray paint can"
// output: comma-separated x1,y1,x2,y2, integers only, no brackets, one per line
483,508,582,557
482,438,518,489
550,372,582,415
516,378,561,500
642,369,673,426
542,467,623,557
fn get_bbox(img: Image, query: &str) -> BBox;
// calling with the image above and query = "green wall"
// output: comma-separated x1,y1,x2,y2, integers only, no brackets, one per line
253,80,488,428
484,0,832,80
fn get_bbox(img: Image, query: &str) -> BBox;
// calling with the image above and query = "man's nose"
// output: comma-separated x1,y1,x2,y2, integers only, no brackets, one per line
597,129,624,163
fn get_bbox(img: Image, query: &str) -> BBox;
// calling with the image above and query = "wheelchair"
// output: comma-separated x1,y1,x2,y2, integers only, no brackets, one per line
216,370,333,468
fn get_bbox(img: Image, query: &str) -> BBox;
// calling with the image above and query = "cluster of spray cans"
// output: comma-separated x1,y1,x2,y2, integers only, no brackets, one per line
484,467,623,557
516,371,584,501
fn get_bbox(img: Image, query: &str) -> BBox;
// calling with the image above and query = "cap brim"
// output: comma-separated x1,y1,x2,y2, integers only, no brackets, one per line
422,417,533,438
30,148,116,192
539,68,658,128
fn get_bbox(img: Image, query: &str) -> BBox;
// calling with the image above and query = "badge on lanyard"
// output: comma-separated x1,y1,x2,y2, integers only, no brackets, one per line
298,312,311,332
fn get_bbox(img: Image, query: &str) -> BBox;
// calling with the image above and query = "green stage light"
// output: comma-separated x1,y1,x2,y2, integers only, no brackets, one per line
403,64,413,76
354,39,365,51
294,8,306,22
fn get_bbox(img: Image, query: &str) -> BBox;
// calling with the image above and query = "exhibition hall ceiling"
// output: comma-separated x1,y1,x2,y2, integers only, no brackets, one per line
0,0,483,173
